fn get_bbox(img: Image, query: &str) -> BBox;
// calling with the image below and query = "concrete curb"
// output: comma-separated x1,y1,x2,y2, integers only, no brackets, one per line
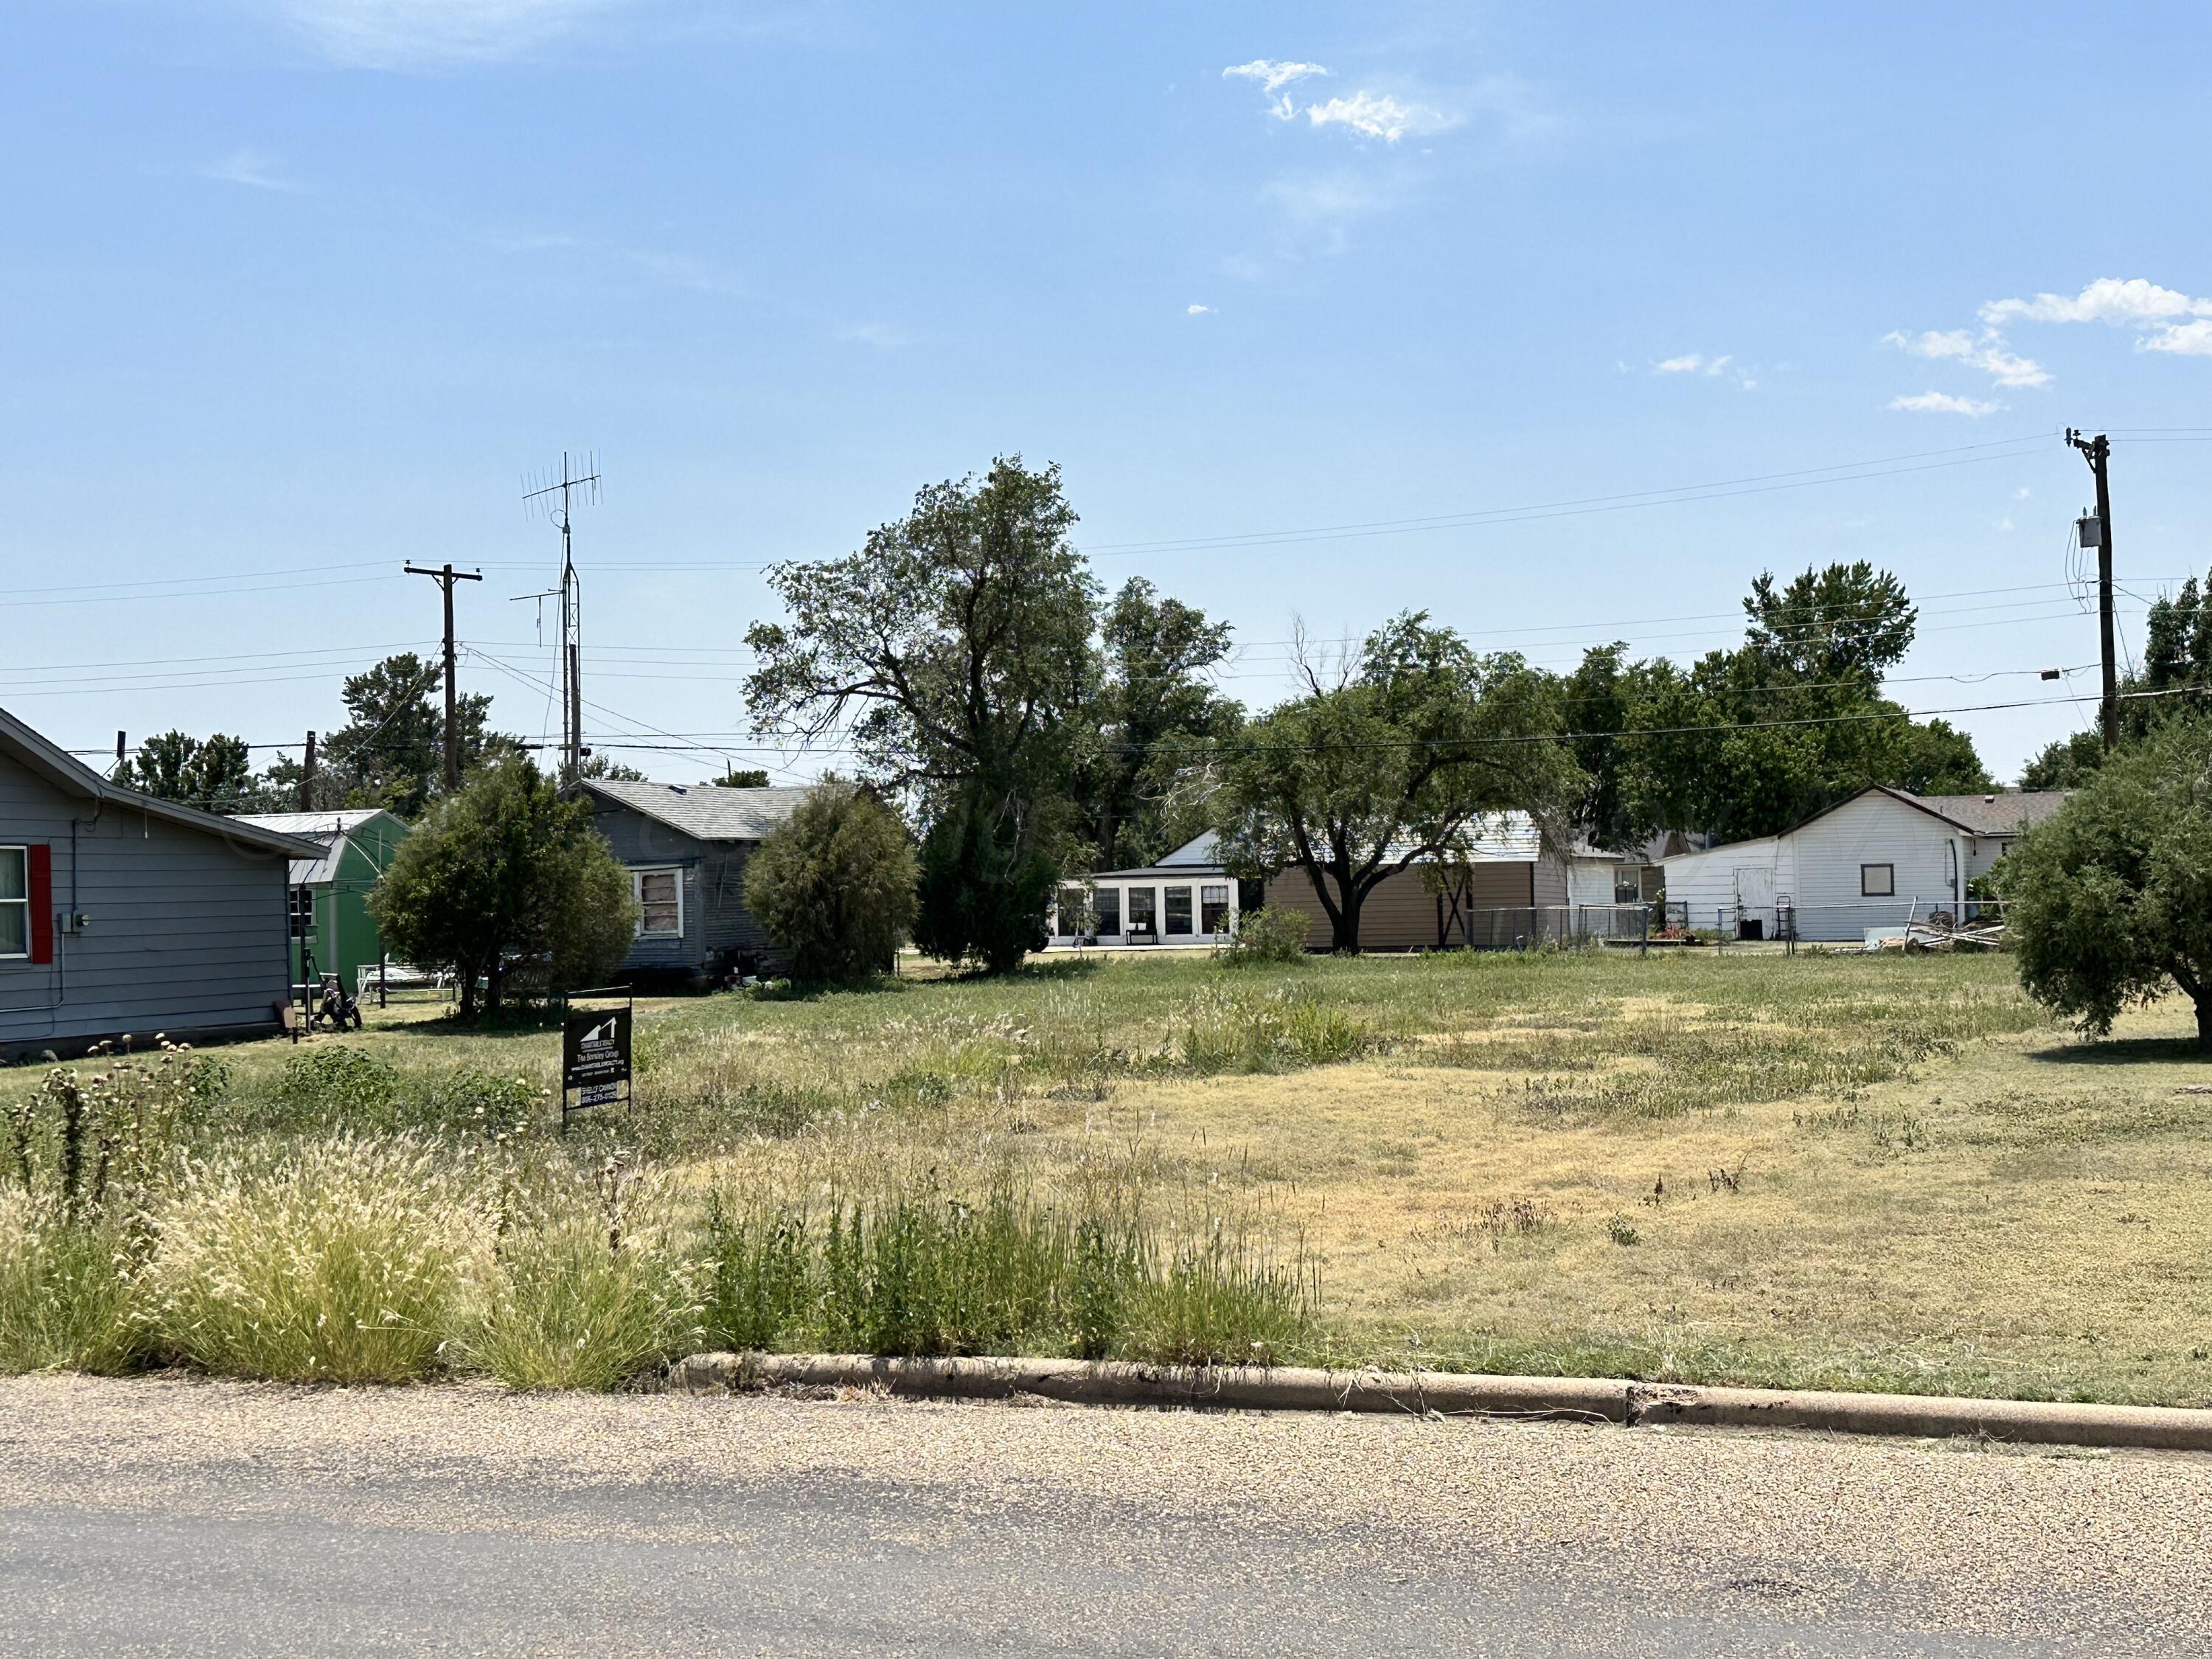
664,1352,2212,1453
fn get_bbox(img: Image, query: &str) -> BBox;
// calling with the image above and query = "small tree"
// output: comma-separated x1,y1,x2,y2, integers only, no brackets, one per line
2001,718,2212,1049
743,778,917,984
912,785,1059,973
368,757,635,1016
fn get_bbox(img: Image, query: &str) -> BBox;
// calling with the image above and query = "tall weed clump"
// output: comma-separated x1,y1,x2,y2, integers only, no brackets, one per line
0,1041,199,1374
463,1160,700,1391
145,1135,489,1383
1175,984,1371,1074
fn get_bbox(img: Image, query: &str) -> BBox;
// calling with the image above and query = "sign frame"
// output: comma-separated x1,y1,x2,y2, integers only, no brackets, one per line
559,987,634,1130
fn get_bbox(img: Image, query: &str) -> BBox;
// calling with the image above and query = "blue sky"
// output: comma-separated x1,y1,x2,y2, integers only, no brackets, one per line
7,1,2210,782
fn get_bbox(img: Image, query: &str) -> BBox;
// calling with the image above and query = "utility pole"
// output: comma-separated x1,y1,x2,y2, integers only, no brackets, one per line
523,453,599,783
404,562,484,793
300,731,318,811
2066,429,2118,751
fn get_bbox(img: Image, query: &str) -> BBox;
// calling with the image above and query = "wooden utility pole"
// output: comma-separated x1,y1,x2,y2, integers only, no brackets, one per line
300,731,318,810
2066,430,2118,751
404,563,484,793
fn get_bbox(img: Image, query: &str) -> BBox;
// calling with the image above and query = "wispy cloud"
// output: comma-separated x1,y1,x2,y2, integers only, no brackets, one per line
262,0,637,68
198,150,303,191
1652,352,1756,389
1221,59,1329,95
1882,327,2048,389
835,321,906,349
1186,304,1214,316
1889,390,2001,416
1920,277,2212,363
1222,57,1451,144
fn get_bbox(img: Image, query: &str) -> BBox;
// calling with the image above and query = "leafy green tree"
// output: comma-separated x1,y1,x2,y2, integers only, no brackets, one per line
321,653,514,816
2000,717,2212,1049
367,756,635,1016
744,458,1096,973
2020,729,2106,791
710,767,772,788
1742,561,1916,685
119,731,256,812
1075,577,1241,869
742,777,917,983
1208,613,1580,953
577,753,648,782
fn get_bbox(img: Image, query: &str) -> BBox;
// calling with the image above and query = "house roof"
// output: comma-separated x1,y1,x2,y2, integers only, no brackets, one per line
0,706,319,860
1908,790,2072,835
578,779,811,842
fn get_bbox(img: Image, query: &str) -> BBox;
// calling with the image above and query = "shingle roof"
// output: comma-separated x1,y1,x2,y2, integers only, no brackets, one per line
234,810,395,841
1907,790,2072,835
580,779,811,842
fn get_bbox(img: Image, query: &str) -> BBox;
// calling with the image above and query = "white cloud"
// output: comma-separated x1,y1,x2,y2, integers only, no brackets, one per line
1222,59,1329,95
1997,517,2015,532
198,150,302,191
1653,352,1734,376
1981,277,2211,327
1186,304,1214,316
265,0,634,67
1301,90,1450,143
1881,327,2049,389
2016,487,2032,500
1889,390,2002,416
2142,318,2212,356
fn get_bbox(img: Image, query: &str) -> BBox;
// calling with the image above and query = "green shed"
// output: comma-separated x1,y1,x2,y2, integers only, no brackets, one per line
234,809,410,995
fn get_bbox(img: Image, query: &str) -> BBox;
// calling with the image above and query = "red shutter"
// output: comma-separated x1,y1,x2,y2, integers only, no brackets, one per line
28,844,53,964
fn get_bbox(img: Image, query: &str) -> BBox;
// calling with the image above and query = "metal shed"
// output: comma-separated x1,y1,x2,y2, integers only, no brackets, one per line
232,808,411,996
576,779,809,983
0,706,318,1058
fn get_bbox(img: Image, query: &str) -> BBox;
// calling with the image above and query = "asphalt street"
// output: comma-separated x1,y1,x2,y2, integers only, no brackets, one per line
1,1374,2206,1656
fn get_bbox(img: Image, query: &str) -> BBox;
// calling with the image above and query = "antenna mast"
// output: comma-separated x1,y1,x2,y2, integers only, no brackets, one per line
523,452,600,782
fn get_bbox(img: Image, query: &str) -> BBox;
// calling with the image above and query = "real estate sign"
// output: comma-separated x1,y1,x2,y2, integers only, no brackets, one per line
560,995,633,1124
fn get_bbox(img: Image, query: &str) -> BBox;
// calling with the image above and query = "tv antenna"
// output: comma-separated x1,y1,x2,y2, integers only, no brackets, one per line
522,452,599,781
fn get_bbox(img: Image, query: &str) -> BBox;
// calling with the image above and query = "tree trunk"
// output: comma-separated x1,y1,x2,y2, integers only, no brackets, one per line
2198,993,2211,1052
1331,882,1362,953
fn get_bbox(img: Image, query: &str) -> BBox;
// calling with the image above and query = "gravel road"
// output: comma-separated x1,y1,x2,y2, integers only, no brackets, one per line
1,1374,2207,1656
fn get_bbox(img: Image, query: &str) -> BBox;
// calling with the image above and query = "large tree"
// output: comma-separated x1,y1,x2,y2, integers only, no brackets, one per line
742,457,1096,973
367,755,634,1016
1208,613,1579,952
119,731,257,813
1074,577,1241,871
319,653,512,816
2000,717,2212,1049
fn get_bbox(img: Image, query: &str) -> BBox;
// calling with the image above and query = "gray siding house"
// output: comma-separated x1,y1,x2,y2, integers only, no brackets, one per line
1,706,317,1059
577,779,807,983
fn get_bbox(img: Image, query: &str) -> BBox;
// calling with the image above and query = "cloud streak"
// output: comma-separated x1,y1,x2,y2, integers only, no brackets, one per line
198,150,303,191
1221,59,1328,95
1222,57,1450,144
1889,390,2001,416
1882,327,2048,389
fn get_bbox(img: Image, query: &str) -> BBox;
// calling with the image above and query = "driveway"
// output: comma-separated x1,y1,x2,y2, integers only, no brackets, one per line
1,1375,2205,1655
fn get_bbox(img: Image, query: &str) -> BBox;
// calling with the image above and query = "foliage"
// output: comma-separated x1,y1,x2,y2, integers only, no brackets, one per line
2020,729,2105,792
742,777,917,984
275,1044,406,1120
144,1135,489,1383
1073,577,1241,870
462,1165,698,1391
1208,612,1580,952
318,653,517,817
117,731,257,813
745,458,1096,973
1220,904,1312,964
711,767,773,788
0,1193,143,1374
368,755,636,1016
2000,717,2212,1048
577,753,648,782
2019,565,2212,790
1571,563,1992,846
913,785,1060,973
1175,983,1371,1074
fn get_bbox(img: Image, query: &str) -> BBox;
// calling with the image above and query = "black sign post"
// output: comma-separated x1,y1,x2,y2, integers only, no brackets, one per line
560,987,633,1130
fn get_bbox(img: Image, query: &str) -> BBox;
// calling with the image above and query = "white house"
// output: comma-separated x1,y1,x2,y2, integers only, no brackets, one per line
1049,833,1242,947
1661,786,2069,942
1565,831,1693,910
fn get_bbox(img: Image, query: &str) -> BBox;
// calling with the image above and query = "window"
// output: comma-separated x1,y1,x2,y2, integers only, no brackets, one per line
1860,863,1894,898
633,866,684,936
1200,883,1230,934
0,848,25,959
1126,887,1157,936
1093,886,1121,936
1612,867,1643,906
1164,886,1193,935
288,886,316,939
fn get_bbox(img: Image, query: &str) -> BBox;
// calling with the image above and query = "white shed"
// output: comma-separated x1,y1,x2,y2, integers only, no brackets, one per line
1660,787,2069,942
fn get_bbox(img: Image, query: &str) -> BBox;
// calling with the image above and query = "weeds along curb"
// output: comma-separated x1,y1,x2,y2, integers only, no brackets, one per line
664,1353,2212,1453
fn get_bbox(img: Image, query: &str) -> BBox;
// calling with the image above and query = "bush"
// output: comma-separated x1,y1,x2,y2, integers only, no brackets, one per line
275,1045,406,1122
1175,984,1371,1074
464,1167,698,1391
145,1136,489,1383
0,1193,142,1375
1221,905,1311,965
743,777,917,984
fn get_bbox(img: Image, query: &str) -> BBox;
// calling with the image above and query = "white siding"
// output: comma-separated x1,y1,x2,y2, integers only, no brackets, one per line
1566,858,1616,908
1786,793,1963,938
1662,838,1777,928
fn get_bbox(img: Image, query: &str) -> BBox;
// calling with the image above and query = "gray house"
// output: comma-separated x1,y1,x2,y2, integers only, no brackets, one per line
1,706,317,1059
577,779,807,984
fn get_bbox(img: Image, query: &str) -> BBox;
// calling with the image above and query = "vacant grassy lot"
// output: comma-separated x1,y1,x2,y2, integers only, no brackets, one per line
167,945,2212,1406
